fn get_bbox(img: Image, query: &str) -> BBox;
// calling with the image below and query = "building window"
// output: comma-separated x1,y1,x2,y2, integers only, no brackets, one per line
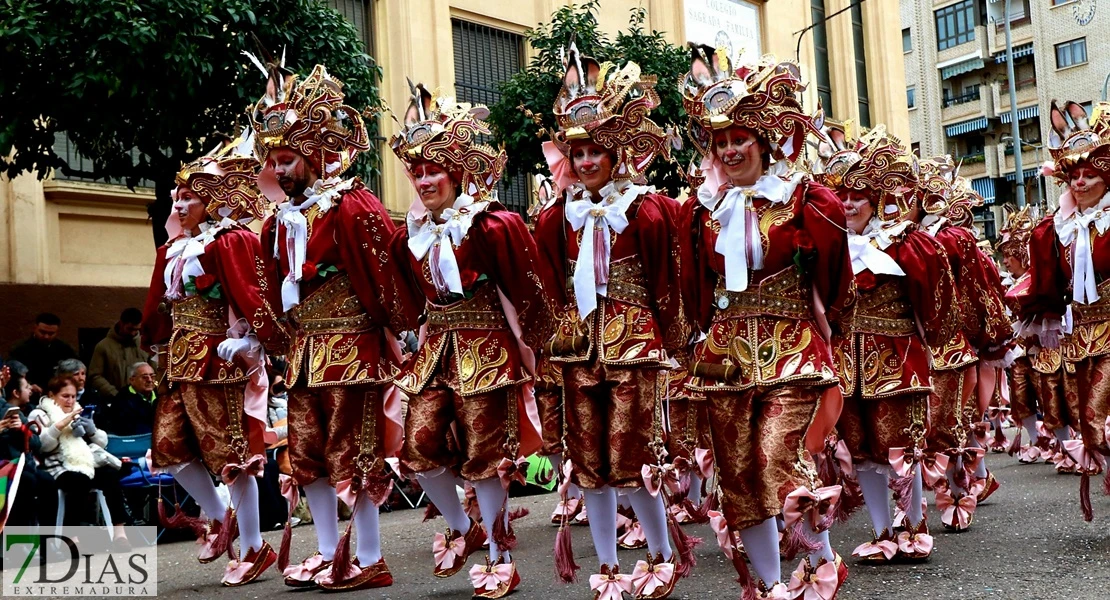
851,1,871,128
1055,38,1088,69
51,132,154,188
328,0,382,193
1051,0,1072,5
935,0,976,51
902,27,912,52
452,19,527,215
911,142,921,157
907,87,916,109
811,0,834,116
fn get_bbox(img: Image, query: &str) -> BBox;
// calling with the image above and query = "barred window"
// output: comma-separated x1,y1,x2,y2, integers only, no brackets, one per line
452,19,528,216
328,0,383,194
851,2,871,128
935,0,976,51
811,0,834,116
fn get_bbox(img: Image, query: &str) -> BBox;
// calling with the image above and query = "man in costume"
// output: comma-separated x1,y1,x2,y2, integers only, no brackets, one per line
389,84,551,599
680,48,852,599
252,64,406,590
816,126,957,564
141,132,285,586
1020,101,1110,521
533,43,694,600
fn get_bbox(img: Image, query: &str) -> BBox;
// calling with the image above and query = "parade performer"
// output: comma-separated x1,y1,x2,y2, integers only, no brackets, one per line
389,83,551,599
997,206,1059,464
816,126,957,563
251,64,406,590
917,162,1012,521
141,133,285,586
679,48,852,598
533,43,694,600
1020,101,1110,521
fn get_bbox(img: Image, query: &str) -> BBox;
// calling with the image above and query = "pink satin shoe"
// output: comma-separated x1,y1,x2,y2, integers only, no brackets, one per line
852,529,897,564
787,554,846,600
895,519,934,561
469,557,520,599
631,553,678,599
590,564,632,600
221,541,276,587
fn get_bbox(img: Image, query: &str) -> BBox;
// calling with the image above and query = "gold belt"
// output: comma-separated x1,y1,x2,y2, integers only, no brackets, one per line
172,296,226,334
711,287,810,320
288,274,374,334
426,285,508,335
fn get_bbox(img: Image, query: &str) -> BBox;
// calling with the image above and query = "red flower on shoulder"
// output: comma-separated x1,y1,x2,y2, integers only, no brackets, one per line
195,274,217,292
855,270,877,292
793,229,816,253
301,263,318,280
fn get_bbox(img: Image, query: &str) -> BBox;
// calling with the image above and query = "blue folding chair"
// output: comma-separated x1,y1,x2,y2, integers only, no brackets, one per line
106,434,181,542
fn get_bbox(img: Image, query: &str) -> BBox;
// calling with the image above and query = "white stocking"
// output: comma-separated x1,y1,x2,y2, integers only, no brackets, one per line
1054,426,1071,445
472,477,510,562
687,473,703,504
415,469,470,534
802,525,835,563
582,486,619,568
303,479,339,560
229,475,262,554
856,466,892,534
627,487,672,560
353,500,382,565
172,461,227,522
967,436,989,478
617,492,632,510
1022,415,1039,442
738,516,781,586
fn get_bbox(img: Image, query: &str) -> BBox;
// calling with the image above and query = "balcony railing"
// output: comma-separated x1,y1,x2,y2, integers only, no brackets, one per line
944,90,982,108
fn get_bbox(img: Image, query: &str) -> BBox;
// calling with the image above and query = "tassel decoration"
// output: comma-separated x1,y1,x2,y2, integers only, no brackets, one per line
554,523,579,583
423,501,442,522
666,509,701,578
508,506,530,521
492,506,517,552
780,521,822,561
277,521,292,571
1007,428,1023,456
1080,473,1093,522
223,509,239,561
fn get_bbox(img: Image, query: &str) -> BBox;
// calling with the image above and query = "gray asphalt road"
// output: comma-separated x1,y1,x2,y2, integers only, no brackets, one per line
27,431,1110,599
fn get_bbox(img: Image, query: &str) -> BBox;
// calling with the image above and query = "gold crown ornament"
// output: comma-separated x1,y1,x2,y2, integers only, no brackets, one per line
173,131,266,224
813,125,919,221
389,80,507,199
1046,101,1110,181
996,204,1036,265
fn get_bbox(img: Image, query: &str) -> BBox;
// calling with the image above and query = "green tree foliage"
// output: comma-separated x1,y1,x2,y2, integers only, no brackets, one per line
488,2,694,198
0,0,382,246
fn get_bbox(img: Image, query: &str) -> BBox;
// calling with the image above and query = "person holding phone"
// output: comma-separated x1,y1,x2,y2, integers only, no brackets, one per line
29,376,128,543
1,370,59,528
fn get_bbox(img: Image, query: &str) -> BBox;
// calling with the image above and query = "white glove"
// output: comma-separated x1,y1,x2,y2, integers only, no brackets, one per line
217,336,254,362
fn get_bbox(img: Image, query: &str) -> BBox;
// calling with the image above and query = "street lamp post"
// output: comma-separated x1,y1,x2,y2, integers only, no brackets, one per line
1003,0,1026,208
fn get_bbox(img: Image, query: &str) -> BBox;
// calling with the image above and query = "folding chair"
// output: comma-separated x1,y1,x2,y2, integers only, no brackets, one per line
106,433,181,543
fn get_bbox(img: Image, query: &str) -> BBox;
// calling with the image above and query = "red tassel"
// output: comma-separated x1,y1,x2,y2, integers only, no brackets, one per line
224,510,239,561
731,543,757,600
277,521,292,572
1103,470,1110,496
888,475,913,513
422,501,442,522
211,507,234,559
492,507,517,552
835,478,864,523
691,495,716,524
554,524,579,583
780,521,821,561
1080,473,1093,522
508,506,530,521
817,453,838,488
332,522,354,579
666,509,700,578
1007,428,1023,456
158,499,208,539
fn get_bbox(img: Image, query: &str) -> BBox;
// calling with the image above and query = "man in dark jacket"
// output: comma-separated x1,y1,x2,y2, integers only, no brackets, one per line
97,362,155,436
1,371,58,527
88,308,150,399
8,313,77,395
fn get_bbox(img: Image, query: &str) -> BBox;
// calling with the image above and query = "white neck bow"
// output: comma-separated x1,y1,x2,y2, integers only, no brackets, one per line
408,194,490,297
848,219,909,277
274,178,354,312
164,222,222,300
565,180,646,320
1056,192,1110,305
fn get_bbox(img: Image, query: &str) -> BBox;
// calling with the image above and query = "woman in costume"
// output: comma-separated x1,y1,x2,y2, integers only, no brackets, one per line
815,126,956,564
679,48,853,599
533,43,693,600
389,84,552,599
1020,101,1110,521
141,133,286,586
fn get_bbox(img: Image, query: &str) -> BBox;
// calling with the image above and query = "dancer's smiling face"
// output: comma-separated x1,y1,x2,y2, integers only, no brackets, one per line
713,126,766,187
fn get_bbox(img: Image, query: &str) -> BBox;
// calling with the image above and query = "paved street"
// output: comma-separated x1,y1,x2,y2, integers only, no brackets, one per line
64,431,1110,599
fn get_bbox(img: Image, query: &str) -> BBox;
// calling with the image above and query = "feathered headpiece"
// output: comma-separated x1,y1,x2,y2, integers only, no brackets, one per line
813,125,919,221
390,80,507,199
996,204,1035,265
249,63,371,187
1045,100,1110,181
682,45,822,163
173,130,266,224
543,41,671,184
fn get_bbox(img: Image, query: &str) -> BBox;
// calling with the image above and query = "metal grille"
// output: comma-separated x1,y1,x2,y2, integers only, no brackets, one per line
51,132,154,188
451,19,528,215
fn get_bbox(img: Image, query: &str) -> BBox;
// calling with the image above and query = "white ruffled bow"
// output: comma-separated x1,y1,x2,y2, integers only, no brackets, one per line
848,219,909,276
565,181,645,320
697,174,801,292
163,222,223,300
407,194,489,297
273,178,353,312
1055,192,1110,305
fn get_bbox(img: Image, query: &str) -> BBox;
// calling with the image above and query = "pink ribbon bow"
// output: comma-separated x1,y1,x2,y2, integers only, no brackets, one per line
896,530,934,556
694,448,715,481
970,422,990,448
852,538,898,561
223,557,258,585
782,485,842,532
497,457,529,491
888,446,923,479
557,460,575,497
1104,416,1110,447
1061,439,1106,475
787,560,839,600
336,476,394,508
279,474,298,519
618,521,646,547
631,559,675,597
830,439,854,478
589,571,633,600
220,453,265,485
920,452,950,488
708,510,736,559
433,532,467,570
641,464,682,498
936,491,977,530
469,562,514,592
282,553,328,581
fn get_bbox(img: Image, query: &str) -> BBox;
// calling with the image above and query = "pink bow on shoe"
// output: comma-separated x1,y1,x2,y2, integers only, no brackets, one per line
469,562,514,592
283,553,328,581
631,558,676,597
589,570,632,600
314,561,361,586
1062,439,1107,475
936,490,976,530
896,530,934,556
432,532,467,570
708,510,736,558
497,457,529,491
787,559,838,600
851,538,897,561
223,558,256,585
220,453,265,485
782,485,842,533
618,521,646,547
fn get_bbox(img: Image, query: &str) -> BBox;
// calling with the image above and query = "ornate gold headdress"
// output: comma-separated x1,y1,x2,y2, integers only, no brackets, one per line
390,80,507,199
1045,100,1110,181
250,64,370,180
546,42,671,182
813,125,919,221
174,131,266,224
682,46,822,163
996,204,1035,265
